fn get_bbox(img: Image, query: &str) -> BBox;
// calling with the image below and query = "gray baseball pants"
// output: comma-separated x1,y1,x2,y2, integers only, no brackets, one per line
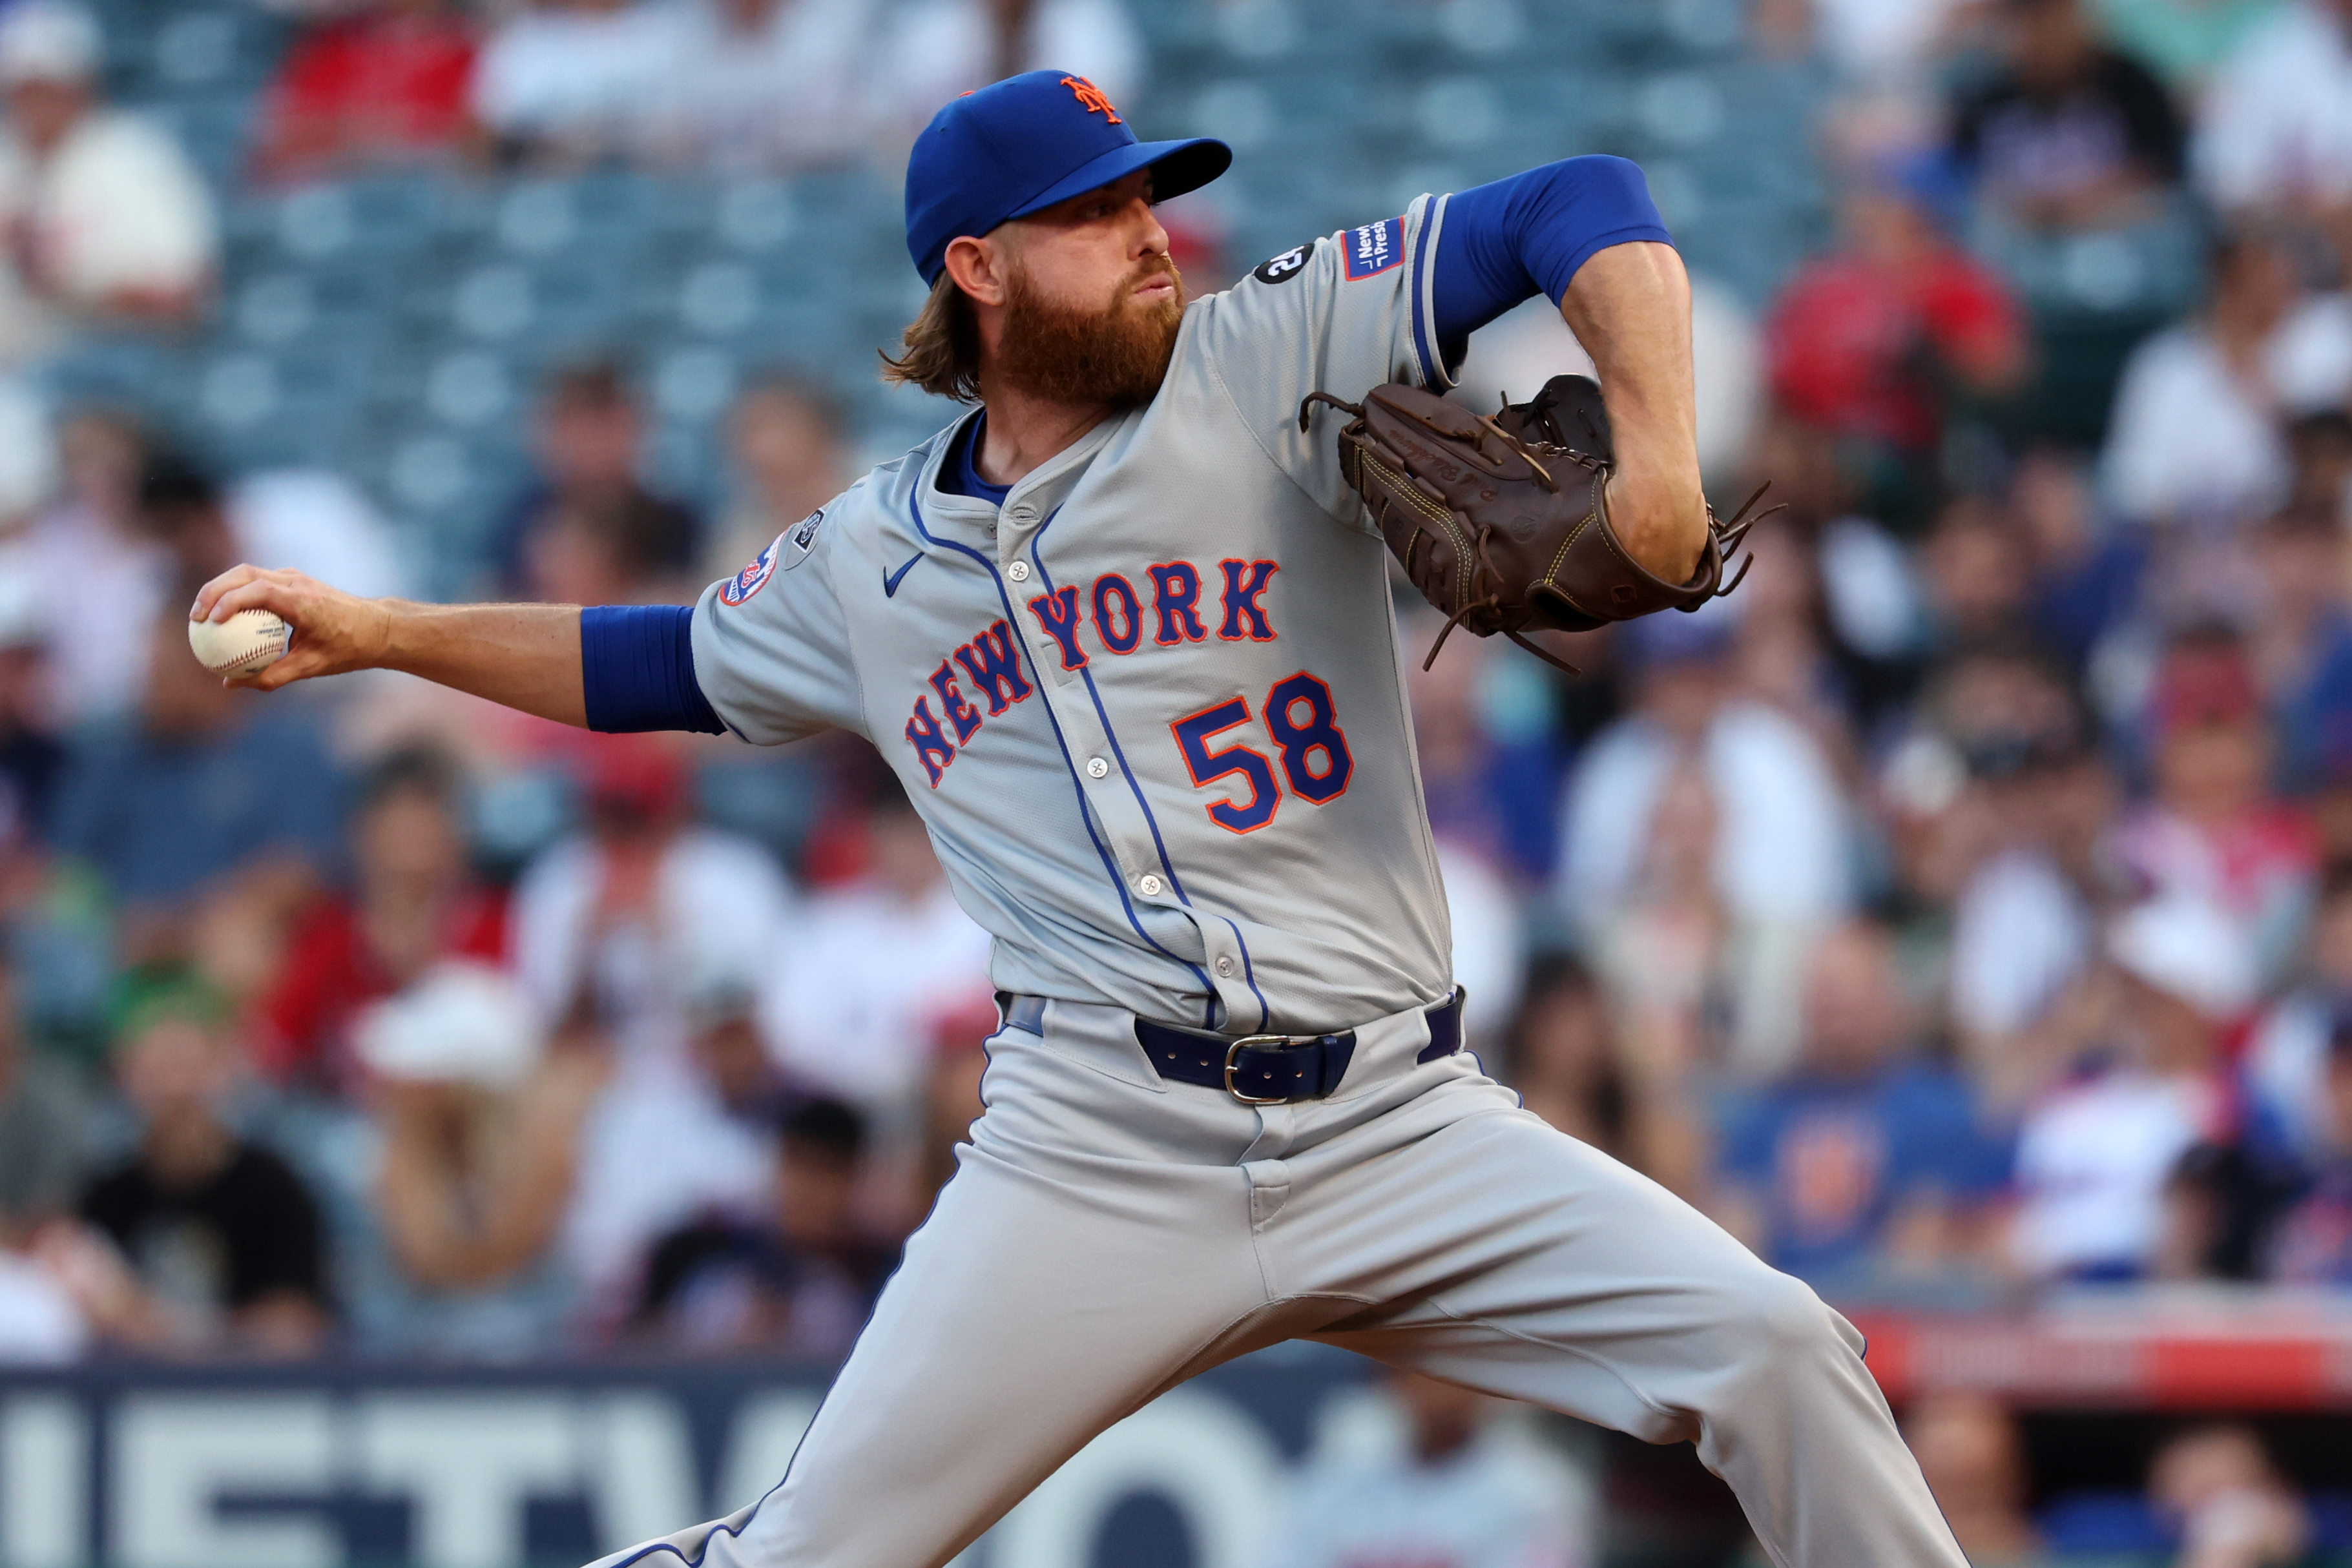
588,996,1967,1568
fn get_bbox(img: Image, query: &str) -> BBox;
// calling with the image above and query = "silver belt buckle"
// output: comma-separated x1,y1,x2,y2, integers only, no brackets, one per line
1222,1035,1297,1105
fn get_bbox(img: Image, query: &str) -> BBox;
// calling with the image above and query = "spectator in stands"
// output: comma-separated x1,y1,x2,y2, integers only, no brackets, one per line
0,957,85,1240
919,992,997,1205
258,747,508,1100
685,976,790,1124
2286,409,2352,513
1762,156,2027,513
2264,1007,2352,1281
0,561,61,843
760,774,991,1132
52,598,344,971
2192,0,2352,229
1247,1368,1596,1568
516,736,795,1071
2095,0,2284,96
498,360,698,601
640,0,882,174
1937,648,2114,1091
0,375,54,531
1560,603,1851,1080
360,962,601,1356
250,0,481,182
2,410,163,725
1712,923,2010,1295
132,452,244,590
1404,620,1532,1040
632,1096,898,1358
229,468,411,604
1504,953,1634,1166
510,736,786,1310
77,974,332,1356
2101,230,2315,525
2147,1424,2312,1568
1920,500,2037,647
872,0,1143,147
0,0,216,364
2010,896,2252,1279
521,486,705,608
2015,446,2154,671
702,374,851,587
137,450,409,610
1951,0,2188,234
470,0,691,168
1403,606,1567,888
0,1228,83,1361
2251,504,2352,738
2116,630,2318,984
2245,865,2352,1166
1800,0,1972,84
1902,1393,2044,1568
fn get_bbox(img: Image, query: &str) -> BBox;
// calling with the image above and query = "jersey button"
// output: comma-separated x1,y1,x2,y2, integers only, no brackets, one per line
1215,956,1236,978
1138,874,1163,897
1085,757,1108,778
1006,560,1032,583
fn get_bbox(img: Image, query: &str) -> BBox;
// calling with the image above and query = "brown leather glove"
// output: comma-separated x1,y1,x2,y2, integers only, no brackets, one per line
1300,374,1767,672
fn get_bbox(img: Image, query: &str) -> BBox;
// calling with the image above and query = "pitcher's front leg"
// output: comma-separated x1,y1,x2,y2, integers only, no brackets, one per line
587,1137,1267,1568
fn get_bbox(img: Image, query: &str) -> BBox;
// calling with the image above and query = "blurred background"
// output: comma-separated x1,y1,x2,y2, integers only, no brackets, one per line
0,0,2351,1563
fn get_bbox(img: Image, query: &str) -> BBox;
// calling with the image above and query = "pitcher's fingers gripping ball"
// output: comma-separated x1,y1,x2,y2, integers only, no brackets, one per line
188,607,290,676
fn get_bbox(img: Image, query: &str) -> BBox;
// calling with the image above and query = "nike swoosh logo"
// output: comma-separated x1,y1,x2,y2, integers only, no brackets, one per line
883,553,922,597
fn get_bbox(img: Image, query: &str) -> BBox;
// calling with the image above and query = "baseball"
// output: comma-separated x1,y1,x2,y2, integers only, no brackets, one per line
188,608,291,676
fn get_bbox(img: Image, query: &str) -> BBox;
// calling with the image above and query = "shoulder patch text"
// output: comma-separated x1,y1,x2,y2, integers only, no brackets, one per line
1342,218,1404,281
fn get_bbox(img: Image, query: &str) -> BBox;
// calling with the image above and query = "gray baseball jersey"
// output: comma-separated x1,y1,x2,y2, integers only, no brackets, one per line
691,196,1457,1036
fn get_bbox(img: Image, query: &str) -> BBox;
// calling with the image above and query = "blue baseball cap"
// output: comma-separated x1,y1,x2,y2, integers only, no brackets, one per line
904,70,1231,287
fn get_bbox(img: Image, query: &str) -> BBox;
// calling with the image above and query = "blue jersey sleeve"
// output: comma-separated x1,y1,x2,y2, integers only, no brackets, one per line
1431,155,1672,371
581,604,726,734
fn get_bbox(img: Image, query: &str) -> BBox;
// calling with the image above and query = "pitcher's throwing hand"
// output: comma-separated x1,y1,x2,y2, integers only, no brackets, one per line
191,566,388,690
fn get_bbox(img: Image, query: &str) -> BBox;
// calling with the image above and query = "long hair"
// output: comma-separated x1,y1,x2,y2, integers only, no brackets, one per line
879,273,983,404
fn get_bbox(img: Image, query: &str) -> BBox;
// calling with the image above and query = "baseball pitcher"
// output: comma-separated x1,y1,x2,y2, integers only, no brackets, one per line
196,71,1966,1568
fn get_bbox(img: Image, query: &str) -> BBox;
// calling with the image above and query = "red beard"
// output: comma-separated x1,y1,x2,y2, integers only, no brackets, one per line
996,254,1187,410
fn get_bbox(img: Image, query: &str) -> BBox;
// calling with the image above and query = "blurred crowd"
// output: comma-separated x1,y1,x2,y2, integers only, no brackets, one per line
0,0,2339,1532
0,0,2343,1558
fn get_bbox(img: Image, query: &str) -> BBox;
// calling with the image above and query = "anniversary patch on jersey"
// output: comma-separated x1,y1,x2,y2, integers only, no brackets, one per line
1342,217,1404,281
1253,244,1309,286
720,530,784,606
720,509,822,605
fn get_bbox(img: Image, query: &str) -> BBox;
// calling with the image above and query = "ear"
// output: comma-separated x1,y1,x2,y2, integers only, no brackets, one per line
942,234,1013,309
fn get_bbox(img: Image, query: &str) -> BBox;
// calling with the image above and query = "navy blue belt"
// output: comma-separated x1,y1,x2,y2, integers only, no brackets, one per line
997,989,1464,1104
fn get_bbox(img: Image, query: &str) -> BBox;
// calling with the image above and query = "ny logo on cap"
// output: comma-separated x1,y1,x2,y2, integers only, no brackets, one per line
1061,75,1121,124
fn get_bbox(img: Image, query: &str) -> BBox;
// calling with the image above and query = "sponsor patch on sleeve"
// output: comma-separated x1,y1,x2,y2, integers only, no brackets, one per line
1342,217,1404,280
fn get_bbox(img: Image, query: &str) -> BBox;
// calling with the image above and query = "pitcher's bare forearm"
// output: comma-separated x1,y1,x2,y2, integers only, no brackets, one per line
1559,240,1707,583
193,565,588,727
376,600,587,725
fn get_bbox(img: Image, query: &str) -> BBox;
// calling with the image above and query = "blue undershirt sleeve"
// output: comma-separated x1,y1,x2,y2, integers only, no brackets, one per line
580,604,726,734
1431,154,1673,375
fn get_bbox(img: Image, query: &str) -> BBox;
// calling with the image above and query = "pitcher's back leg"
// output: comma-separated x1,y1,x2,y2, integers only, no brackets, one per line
1288,1100,1964,1568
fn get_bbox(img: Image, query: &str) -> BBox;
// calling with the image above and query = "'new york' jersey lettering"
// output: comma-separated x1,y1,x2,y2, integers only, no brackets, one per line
689,193,1456,1033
